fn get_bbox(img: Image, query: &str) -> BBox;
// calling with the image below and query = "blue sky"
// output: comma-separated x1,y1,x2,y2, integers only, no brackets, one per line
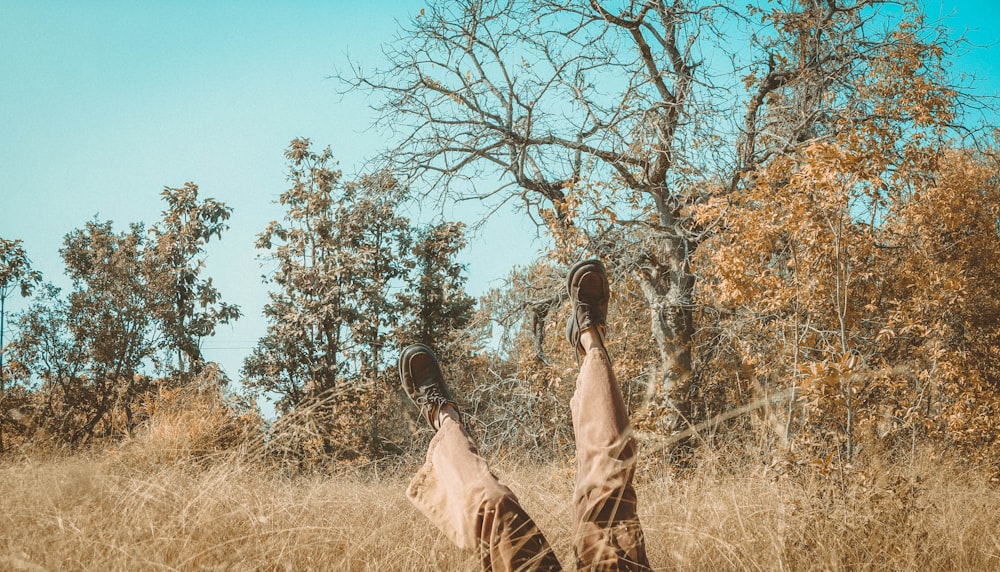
0,0,543,381
1,0,998,383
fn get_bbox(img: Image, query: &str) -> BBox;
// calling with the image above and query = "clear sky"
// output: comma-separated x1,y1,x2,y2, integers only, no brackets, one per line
1,0,998,384
0,0,544,382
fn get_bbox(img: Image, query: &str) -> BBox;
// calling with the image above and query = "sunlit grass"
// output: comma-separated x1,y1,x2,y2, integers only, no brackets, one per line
2,441,999,571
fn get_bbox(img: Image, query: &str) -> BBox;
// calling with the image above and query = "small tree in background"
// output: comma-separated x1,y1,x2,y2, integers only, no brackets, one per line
245,139,420,462
396,221,475,358
245,139,483,464
0,238,42,452
335,171,414,459
145,183,241,377
391,221,479,445
243,140,351,464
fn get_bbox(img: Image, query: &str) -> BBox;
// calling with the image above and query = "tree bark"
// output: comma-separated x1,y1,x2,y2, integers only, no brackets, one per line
637,237,696,431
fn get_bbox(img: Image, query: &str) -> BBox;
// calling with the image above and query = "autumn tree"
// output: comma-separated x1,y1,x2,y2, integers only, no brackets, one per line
0,238,42,452
880,150,1000,461
346,0,978,436
145,183,241,376
691,8,997,464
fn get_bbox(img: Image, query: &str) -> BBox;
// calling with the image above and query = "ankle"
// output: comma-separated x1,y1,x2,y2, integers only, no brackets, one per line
435,403,462,430
579,326,606,352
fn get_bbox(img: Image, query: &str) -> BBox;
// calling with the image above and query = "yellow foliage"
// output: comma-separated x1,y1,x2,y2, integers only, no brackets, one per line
695,141,1000,466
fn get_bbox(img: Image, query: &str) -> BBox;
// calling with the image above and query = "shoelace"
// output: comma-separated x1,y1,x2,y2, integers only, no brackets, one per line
413,381,451,417
576,301,596,328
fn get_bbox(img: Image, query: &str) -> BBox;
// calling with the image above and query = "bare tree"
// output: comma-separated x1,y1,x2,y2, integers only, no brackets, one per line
345,0,970,432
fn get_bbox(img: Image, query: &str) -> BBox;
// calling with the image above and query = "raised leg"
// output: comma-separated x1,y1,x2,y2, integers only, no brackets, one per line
400,344,561,571
565,260,650,571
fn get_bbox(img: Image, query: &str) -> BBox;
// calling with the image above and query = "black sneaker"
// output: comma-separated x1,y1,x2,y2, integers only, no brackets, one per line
565,258,610,354
398,344,458,429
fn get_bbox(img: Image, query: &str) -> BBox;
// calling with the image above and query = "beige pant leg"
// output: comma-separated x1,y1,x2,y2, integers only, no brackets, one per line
570,348,650,571
407,417,561,571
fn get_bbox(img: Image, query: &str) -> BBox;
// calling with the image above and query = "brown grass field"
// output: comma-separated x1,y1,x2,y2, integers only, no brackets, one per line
2,434,999,571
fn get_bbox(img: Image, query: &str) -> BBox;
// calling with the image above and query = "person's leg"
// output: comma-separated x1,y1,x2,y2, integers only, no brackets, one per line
400,344,561,571
565,260,650,571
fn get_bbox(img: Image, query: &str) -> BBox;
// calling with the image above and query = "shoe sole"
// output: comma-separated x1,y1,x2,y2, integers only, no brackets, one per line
566,259,609,352
398,343,437,400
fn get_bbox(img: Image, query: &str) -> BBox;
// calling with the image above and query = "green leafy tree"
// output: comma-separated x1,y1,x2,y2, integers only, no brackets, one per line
8,285,89,443
243,139,415,460
60,220,161,440
338,172,413,380
7,185,239,447
396,221,475,358
9,222,161,444
393,221,478,441
243,140,351,409
0,238,42,452
145,182,241,376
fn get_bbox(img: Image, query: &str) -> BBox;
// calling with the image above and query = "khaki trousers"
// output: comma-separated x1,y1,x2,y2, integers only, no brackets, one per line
407,347,650,571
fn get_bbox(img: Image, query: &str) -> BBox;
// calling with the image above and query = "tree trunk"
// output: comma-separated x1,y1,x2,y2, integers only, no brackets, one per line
528,297,556,363
74,394,111,445
638,237,696,433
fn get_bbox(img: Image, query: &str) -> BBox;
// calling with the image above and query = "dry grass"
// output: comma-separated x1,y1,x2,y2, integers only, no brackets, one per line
635,455,1000,571
2,447,999,571
2,401,999,571
0,452,477,571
